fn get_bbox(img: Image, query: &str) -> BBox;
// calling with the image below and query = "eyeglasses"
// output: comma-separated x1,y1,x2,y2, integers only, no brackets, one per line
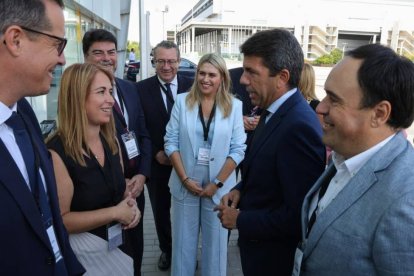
21,26,67,56
155,59,178,66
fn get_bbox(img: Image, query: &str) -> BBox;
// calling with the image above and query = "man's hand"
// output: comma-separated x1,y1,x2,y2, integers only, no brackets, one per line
126,174,146,198
214,189,241,229
243,115,260,131
155,150,171,166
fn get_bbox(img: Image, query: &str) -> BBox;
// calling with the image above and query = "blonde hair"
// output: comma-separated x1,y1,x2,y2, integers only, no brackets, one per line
51,63,117,166
298,63,318,100
186,53,233,117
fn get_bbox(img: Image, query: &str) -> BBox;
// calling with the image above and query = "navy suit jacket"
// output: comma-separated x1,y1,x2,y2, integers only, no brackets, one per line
115,78,152,179
137,74,193,169
234,91,326,274
0,99,85,275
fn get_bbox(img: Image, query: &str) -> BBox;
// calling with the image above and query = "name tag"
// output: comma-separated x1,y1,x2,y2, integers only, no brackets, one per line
107,223,123,251
197,147,210,165
121,131,140,159
46,225,63,263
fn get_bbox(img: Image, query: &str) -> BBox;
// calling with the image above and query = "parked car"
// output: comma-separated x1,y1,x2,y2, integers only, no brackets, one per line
126,60,140,81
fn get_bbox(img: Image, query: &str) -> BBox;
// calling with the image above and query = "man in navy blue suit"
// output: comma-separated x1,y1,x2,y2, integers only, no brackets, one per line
82,29,152,276
216,29,326,275
0,0,84,275
137,40,193,270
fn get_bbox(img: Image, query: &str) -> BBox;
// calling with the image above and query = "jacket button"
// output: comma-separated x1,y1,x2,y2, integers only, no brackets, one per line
210,158,214,161
46,257,53,265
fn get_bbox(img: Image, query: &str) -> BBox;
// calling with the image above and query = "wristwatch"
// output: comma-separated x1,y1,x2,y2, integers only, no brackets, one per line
214,178,224,188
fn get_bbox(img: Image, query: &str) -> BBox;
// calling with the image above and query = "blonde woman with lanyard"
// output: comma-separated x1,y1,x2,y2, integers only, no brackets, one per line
164,53,246,276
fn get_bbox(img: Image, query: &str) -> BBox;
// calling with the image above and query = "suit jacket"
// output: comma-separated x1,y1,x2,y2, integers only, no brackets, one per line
164,93,246,204
0,99,85,275
137,74,193,172
234,91,325,273
114,78,151,179
300,132,414,276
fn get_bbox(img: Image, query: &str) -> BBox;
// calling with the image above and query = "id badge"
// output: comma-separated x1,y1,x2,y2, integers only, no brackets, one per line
121,131,140,159
197,146,211,166
46,225,63,263
292,246,304,276
107,223,123,251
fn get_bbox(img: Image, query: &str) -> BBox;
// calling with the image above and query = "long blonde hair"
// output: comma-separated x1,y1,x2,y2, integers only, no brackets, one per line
51,63,117,166
186,53,233,118
298,62,318,100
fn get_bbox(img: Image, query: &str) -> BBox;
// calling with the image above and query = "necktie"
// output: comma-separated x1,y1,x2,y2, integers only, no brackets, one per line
250,109,270,147
6,112,67,272
306,165,337,238
164,83,174,114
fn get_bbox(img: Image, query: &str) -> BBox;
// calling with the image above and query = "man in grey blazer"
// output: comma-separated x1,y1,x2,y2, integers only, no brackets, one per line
295,44,414,275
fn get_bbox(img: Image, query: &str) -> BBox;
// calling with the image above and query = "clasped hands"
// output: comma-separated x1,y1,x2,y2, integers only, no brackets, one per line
213,189,240,230
114,192,141,230
182,178,217,198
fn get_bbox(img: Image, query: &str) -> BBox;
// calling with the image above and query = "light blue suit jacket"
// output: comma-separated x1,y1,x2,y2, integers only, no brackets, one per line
165,93,246,204
299,132,414,275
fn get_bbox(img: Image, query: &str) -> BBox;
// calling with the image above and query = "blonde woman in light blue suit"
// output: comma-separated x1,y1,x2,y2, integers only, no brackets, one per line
164,53,246,276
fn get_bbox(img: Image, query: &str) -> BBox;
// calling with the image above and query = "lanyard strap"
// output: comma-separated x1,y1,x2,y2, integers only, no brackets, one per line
198,102,216,142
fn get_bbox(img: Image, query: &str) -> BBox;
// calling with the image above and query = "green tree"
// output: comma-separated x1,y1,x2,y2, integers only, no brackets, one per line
127,40,140,59
313,48,343,65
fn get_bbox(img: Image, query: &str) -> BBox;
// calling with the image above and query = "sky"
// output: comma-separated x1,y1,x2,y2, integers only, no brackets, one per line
128,0,198,45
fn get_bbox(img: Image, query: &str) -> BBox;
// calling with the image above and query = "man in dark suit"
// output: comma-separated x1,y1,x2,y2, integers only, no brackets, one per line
216,29,326,275
0,0,84,275
137,40,193,270
82,29,152,276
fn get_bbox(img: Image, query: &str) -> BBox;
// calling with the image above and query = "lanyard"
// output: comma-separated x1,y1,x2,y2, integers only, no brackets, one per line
198,102,216,142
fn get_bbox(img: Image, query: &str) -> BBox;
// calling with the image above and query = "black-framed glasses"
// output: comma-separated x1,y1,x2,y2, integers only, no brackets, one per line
21,26,67,56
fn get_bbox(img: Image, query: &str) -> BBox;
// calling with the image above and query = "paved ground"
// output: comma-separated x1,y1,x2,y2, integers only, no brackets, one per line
141,189,243,276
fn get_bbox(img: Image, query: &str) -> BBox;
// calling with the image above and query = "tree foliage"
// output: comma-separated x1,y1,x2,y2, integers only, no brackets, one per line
313,48,343,65
127,40,140,59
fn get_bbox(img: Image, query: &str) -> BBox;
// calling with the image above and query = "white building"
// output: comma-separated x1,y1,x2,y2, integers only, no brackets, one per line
175,0,414,60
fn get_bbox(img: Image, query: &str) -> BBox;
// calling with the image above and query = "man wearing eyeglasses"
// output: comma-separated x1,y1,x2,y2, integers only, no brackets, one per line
137,40,193,271
0,0,85,275
82,28,152,276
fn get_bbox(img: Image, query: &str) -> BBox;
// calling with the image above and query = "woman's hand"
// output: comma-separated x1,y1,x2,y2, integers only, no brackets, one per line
183,178,203,196
200,183,218,198
113,192,140,228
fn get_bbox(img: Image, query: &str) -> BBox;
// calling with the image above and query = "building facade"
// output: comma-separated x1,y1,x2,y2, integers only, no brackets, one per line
175,0,414,61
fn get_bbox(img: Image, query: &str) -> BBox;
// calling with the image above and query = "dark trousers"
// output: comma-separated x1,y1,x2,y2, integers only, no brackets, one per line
238,239,295,276
120,192,145,276
146,164,172,256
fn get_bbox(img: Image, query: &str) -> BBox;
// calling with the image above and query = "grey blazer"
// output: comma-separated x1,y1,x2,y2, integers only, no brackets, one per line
299,132,414,276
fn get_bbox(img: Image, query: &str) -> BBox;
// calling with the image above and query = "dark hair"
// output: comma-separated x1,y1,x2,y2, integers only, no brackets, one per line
0,0,64,33
153,40,180,60
240,28,304,88
82,29,117,55
347,44,414,128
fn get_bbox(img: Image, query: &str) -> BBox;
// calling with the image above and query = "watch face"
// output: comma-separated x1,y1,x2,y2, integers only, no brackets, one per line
216,182,223,188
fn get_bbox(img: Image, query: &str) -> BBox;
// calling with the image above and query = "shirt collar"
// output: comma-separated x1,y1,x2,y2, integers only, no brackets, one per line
0,101,17,125
332,134,395,176
157,75,178,87
265,88,297,115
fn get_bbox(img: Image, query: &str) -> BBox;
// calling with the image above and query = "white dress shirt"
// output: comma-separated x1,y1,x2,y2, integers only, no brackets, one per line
158,75,178,111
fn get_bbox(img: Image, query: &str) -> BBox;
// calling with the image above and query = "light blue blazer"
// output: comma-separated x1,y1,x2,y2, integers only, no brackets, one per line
165,92,246,204
299,132,414,275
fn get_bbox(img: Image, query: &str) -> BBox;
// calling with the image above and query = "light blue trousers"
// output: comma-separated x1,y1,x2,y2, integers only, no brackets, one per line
171,187,228,276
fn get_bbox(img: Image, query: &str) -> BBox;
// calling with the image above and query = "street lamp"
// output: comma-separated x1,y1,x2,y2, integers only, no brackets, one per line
162,5,169,40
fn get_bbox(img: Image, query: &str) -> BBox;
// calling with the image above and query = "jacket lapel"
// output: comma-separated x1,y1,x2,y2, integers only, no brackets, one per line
304,133,407,257
0,138,52,251
186,102,199,157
